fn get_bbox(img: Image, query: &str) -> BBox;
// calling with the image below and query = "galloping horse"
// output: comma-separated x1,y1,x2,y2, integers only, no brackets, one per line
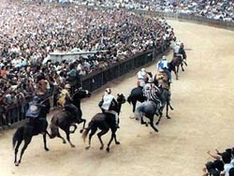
135,98,160,132
49,87,91,148
135,85,173,132
169,56,184,80
154,72,173,124
155,86,174,125
12,97,51,166
82,93,126,152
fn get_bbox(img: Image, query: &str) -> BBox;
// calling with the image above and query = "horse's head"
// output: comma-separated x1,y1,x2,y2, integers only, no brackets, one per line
73,87,91,99
116,93,126,105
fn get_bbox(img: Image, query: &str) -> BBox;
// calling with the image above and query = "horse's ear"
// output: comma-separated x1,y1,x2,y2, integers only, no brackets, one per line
117,93,119,96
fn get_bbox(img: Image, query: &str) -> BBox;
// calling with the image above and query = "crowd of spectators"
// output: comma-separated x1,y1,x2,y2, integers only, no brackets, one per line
0,0,175,127
203,148,234,176
74,0,234,23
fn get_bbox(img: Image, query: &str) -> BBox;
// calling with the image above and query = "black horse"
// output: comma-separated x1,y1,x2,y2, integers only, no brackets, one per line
82,93,126,152
127,86,147,113
49,87,91,148
12,97,51,166
155,87,174,125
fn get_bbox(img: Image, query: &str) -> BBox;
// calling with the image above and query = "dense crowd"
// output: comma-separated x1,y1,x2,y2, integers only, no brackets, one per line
74,0,234,22
0,0,175,127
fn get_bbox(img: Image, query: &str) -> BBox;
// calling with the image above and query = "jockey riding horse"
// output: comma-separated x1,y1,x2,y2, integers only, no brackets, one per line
57,84,83,123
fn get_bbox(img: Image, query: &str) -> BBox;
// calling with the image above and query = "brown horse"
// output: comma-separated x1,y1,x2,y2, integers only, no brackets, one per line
169,56,187,80
49,87,91,148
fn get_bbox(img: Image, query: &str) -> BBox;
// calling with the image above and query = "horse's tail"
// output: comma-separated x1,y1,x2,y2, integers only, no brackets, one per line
49,115,59,138
81,120,94,143
12,126,24,150
127,95,132,104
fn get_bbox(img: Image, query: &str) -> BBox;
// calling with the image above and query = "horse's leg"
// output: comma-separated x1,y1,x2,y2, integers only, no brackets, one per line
172,69,178,80
43,133,49,151
14,140,22,166
80,119,86,133
176,65,180,74
181,63,185,72
106,130,119,152
149,117,159,132
183,60,188,66
156,114,163,125
85,128,97,150
140,115,147,125
132,100,137,114
169,102,174,110
56,131,67,144
16,138,32,166
97,129,109,150
65,129,75,148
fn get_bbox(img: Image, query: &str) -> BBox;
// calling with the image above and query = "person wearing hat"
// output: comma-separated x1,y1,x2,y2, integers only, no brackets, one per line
156,55,172,83
137,68,147,87
58,83,82,123
26,95,45,125
99,88,119,128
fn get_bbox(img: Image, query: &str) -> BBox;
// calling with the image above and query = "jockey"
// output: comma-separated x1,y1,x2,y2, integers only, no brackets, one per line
156,55,172,83
173,42,186,60
58,83,82,123
137,68,147,88
142,77,155,101
26,95,45,125
178,43,187,64
99,88,119,128
150,86,163,116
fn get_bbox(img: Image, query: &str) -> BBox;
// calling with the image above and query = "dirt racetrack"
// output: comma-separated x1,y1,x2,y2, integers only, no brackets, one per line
1,20,234,176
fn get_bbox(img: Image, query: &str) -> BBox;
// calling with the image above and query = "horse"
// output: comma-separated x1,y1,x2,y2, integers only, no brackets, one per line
135,86,173,132
49,87,91,148
169,54,187,80
82,93,126,152
155,87,174,125
12,97,51,166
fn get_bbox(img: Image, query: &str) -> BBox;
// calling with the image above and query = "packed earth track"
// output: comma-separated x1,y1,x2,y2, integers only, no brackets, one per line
1,20,234,176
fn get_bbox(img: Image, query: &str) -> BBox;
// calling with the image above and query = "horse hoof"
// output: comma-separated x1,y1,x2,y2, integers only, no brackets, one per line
45,148,49,151
116,141,120,145
71,145,75,148
167,116,171,119
100,146,104,150
106,148,110,152
85,146,90,150
15,163,19,167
